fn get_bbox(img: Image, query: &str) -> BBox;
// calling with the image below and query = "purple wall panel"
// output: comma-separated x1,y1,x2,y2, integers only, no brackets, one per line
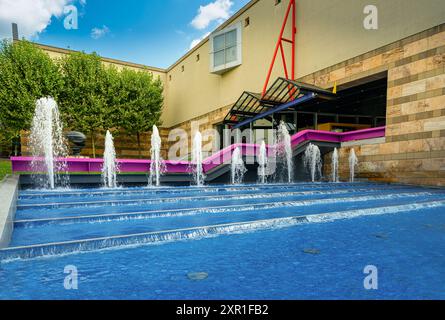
11,127,385,174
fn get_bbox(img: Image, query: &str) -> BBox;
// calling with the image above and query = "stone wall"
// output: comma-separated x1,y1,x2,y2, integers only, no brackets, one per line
21,128,171,160
314,24,445,186
162,105,232,157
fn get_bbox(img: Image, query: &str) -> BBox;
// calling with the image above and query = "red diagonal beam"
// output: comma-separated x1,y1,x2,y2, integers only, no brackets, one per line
279,42,289,80
262,0,296,97
291,0,296,80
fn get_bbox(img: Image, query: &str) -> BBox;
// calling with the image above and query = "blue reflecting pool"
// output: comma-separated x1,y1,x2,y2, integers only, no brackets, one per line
1,182,444,299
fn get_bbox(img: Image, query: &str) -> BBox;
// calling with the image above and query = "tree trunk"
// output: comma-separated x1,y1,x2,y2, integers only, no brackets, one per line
91,132,96,158
14,135,19,156
137,132,142,159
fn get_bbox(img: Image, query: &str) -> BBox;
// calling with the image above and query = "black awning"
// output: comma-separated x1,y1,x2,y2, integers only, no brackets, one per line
223,77,336,128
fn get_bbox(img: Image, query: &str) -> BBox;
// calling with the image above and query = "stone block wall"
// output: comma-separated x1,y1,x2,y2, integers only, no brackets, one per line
21,128,171,160
162,105,232,158
316,24,445,186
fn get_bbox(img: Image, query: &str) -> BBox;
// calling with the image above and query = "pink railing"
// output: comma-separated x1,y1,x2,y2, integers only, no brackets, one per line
11,127,385,174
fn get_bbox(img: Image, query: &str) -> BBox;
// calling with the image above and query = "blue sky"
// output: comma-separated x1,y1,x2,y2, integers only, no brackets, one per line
0,0,250,68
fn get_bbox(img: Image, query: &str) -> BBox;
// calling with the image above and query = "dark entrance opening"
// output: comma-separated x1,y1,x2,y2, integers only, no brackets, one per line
279,73,388,134
218,73,388,148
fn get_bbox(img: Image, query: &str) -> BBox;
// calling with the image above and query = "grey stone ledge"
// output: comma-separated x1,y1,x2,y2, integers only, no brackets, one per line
0,175,19,249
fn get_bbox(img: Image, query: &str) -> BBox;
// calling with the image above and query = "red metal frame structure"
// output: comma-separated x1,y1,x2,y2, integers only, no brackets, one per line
262,0,297,97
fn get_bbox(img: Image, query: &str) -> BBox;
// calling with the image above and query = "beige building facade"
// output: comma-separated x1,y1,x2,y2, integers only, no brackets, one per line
163,0,445,128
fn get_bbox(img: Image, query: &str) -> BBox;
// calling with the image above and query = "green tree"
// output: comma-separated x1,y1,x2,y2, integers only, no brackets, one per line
0,40,62,144
103,65,122,132
59,51,110,158
114,69,163,158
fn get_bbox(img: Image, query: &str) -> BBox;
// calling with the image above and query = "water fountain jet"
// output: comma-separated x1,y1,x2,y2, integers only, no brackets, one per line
191,131,205,186
231,147,247,185
258,141,268,184
277,122,293,183
29,97,68,189
332,148,339,183
102,130,119,188
149,125,165,187
349,148,359,182
304,143,322,182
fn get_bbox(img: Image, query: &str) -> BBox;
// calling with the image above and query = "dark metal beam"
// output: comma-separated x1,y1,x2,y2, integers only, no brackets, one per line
233,93,317,129
230,110,258,117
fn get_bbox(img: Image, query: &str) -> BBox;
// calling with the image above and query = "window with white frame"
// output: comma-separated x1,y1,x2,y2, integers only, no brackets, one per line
210,23,242,74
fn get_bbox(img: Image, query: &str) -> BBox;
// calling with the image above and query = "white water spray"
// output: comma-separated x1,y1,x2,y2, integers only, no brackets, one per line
102,130,118,188
277,121,293,183
29,97,68,189
149,125,165,187
258,141,268,184
332,148,339,183
191,131,205,186
231,147,247,185
304,143,322,182
349,148,359,182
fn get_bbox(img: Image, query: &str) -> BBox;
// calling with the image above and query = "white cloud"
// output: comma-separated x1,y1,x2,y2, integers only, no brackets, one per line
190,31,210,50
191,0,233,30
0,0,74,39
91,25,109,39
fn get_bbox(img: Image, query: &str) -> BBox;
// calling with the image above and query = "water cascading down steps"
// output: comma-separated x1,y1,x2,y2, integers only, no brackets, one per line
3,183,445,261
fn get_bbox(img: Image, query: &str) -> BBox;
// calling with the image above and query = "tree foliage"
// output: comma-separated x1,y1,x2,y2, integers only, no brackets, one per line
0,41,164,158
114,68,164,157
58,51,110,157
0,40,62,142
